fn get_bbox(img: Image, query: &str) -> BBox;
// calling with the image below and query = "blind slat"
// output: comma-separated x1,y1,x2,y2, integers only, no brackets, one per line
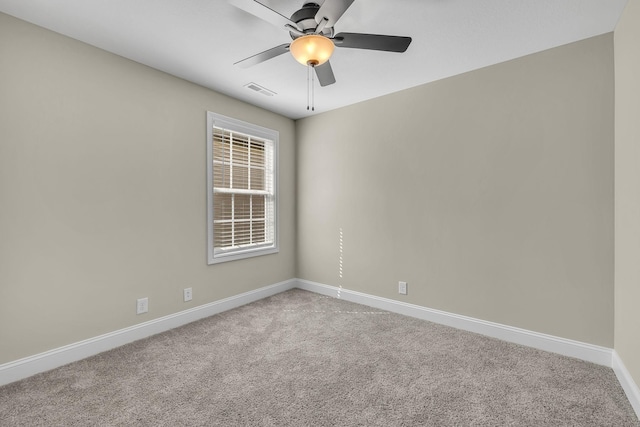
212,125,274,252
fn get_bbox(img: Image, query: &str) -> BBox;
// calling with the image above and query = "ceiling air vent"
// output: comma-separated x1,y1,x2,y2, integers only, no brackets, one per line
244,82,276,97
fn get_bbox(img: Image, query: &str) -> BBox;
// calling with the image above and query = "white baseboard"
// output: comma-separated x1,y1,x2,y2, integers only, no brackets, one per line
0,279,296,387
2,276,639,422
613,350,640,419
297,279,640,420
296,279,613,367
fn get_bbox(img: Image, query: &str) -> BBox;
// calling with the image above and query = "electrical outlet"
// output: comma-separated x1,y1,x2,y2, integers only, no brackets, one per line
136,297,148,314
398,281,407,295
183,287,193,302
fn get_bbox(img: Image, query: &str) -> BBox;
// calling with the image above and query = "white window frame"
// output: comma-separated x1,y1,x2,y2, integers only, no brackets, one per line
207,112,279,264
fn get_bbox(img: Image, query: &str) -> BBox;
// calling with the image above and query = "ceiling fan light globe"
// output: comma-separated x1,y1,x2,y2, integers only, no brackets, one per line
290,34,335,66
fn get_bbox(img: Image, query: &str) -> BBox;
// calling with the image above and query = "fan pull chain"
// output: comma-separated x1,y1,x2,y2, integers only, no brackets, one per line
311,64,315,111
306,65,310,111
306,64,316,111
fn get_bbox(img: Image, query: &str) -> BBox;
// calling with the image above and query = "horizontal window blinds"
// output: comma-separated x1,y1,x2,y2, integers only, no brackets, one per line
212,126,275,253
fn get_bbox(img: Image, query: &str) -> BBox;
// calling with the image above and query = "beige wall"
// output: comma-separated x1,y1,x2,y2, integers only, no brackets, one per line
0,12,296,364
615,0,640,388
0,9,626,366
296,34,615,346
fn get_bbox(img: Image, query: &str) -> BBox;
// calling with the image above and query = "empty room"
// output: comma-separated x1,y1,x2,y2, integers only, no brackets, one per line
1,0,639,425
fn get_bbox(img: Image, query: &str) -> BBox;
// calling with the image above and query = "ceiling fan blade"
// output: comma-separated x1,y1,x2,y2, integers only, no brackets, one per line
315,0,355,28
333,32,412,52
229,0,301,31
234,44,290,68
315,61,336,87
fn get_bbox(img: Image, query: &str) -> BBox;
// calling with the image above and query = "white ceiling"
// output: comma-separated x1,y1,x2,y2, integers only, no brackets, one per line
0,0,628,120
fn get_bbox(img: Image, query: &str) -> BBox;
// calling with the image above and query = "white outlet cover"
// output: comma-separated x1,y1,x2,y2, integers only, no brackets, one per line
136,297,148,314
398,281,408,295
183,288,193,302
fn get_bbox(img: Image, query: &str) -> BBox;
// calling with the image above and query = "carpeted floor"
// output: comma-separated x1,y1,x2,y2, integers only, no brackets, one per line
1,289,638,426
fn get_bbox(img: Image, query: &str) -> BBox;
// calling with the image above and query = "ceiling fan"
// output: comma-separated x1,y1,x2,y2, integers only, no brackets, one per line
230,0,412,87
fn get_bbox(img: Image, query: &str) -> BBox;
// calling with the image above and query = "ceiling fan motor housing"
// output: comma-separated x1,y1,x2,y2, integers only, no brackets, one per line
289,2,334,39
232,0,412,88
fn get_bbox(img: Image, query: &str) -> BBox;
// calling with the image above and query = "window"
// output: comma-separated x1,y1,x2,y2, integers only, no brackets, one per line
207,112,278,264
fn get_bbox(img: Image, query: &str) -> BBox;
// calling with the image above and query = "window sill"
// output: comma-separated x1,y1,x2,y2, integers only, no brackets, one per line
208,245,279,265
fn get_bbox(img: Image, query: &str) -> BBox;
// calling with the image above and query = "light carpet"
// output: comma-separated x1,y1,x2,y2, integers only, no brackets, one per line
1,289,638,426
